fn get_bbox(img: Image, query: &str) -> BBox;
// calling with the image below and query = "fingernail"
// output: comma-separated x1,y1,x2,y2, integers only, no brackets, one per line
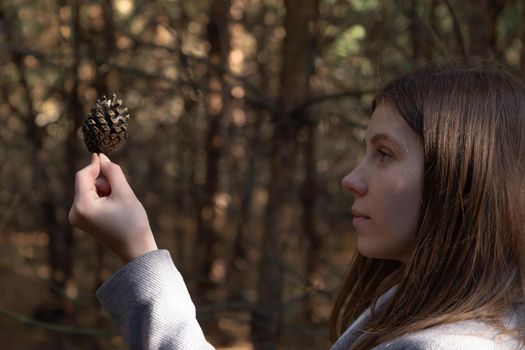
99,153,110,163
91,153,98,162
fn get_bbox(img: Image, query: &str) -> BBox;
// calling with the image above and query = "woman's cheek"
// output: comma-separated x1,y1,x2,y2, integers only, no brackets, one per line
379,179,420,258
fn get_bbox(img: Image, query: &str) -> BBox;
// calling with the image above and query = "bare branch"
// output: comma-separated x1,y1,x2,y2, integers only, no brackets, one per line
442,0,467,57
0,306,117,337
291,89,376,118
111,63,279,114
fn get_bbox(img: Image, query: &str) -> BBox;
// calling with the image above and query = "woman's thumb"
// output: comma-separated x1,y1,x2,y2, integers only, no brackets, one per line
99,153,130,195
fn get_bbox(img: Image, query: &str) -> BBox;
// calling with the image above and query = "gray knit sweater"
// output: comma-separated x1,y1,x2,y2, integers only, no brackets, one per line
97,250,524,350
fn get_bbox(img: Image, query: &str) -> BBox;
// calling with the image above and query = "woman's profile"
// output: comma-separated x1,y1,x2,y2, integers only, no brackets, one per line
70,62,525,349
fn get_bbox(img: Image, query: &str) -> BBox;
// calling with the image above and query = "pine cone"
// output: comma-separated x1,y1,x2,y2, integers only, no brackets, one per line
82,94,130,155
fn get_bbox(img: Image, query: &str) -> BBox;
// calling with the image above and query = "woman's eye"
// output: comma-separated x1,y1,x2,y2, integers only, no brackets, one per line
377,149,391,161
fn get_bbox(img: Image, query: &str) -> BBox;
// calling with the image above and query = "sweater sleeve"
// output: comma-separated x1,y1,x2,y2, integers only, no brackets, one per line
96,249,215,350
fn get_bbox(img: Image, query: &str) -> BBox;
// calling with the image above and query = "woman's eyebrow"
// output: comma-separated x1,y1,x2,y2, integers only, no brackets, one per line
365,133,403,150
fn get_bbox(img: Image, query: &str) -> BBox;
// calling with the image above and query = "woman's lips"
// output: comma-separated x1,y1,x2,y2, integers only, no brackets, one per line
352,216,370,226
351,208,370,227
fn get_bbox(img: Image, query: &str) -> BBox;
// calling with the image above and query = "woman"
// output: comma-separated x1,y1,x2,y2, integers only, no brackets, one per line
329,64,525,349
70,63,525,349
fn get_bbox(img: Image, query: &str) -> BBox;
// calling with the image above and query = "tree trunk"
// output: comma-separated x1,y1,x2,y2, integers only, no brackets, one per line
520,0,525,74
226,109,264,302
85,2,116,344
300,122,322,322
0,7,74,327
225,3,273,304
465,0,506,57
410,0,421,63
252,1,319,348
192,1,231,344
410,0,435,63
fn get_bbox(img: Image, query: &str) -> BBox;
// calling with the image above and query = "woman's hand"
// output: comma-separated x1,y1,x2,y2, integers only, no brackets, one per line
69,153,158,263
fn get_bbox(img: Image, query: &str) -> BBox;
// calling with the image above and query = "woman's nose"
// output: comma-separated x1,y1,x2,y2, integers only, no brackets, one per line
341,168,367,197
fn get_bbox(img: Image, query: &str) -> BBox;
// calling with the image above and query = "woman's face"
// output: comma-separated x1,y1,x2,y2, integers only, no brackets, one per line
342,103,424,262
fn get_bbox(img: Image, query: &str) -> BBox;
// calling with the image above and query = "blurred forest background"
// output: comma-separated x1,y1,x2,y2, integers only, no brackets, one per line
1,0,525,349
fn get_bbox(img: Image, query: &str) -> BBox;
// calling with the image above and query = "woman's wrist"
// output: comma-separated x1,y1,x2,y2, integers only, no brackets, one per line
120,230,158,264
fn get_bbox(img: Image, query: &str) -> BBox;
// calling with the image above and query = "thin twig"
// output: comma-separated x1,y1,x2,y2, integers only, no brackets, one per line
0,306,117,337
442,0,467,57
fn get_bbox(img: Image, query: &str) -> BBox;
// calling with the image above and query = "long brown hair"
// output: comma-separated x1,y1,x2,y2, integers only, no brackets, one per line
330,63,525,348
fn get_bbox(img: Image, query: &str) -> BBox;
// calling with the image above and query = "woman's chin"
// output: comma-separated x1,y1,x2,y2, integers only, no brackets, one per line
357,240,406,262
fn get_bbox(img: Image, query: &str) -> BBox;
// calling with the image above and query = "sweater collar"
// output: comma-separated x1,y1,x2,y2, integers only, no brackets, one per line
330,285,397,350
